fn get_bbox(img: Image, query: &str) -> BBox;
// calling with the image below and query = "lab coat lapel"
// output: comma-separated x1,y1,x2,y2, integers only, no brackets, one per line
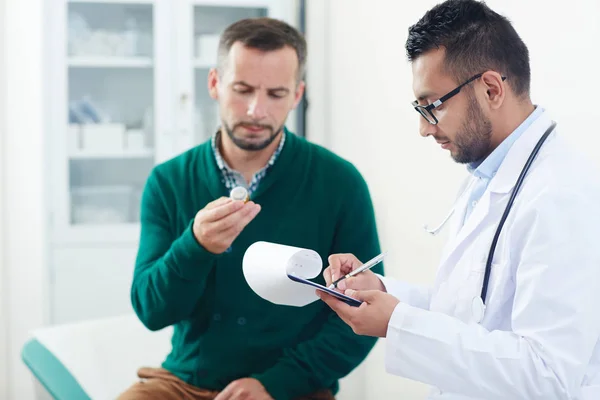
452,189,493,256
435,179,473,283
434,110,554,288
434,188,493,288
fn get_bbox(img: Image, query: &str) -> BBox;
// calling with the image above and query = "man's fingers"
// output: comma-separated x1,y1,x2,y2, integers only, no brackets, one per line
236,203,262,231
327,254,347,283
345,289,378,303
214,385,232,400
318,291,352,312
328,253,361,267
205,196,233,210
336,277,349,291
341,276,364,291
216,203,261,239
327,253,361,282
323,267,332,286
225,203,261,234
202,200,247,223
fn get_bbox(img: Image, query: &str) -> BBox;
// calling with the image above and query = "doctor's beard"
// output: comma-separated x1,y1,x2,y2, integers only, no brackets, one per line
451,93,493,164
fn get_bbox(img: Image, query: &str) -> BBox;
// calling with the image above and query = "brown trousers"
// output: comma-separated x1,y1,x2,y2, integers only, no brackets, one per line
117,367,335,400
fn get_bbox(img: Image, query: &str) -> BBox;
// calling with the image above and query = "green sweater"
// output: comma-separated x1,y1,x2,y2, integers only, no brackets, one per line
131,130,384,399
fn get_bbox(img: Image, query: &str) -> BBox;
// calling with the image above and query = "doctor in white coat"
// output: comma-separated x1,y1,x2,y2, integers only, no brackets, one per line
318,1,600,399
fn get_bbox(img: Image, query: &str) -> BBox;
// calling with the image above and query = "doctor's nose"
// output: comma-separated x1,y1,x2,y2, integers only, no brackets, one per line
247,95,268,120
419,116,438,138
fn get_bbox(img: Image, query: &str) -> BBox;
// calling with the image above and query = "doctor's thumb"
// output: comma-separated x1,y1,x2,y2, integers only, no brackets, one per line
345,289,377,303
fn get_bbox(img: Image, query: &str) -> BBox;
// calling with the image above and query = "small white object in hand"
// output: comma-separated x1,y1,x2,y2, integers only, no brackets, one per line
230,186,249,203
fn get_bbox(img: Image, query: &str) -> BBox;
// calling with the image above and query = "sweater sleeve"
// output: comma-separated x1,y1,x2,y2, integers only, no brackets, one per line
130,170,220,331
251,166,383,399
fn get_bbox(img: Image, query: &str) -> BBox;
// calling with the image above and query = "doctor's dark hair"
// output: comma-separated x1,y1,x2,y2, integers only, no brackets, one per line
217,17,307,82
406,0,530,97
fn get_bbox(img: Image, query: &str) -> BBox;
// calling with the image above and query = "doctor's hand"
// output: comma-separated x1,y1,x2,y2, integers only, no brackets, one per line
317,289,400,337
324,253,386,293
214,378,274,400
193,197,261,254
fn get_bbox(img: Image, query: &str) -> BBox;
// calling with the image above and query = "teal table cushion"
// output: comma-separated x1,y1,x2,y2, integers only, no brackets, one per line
22,338,90,400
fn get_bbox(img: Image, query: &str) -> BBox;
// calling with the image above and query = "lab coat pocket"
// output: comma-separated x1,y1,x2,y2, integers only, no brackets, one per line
453,266,485,324
454,261,508,324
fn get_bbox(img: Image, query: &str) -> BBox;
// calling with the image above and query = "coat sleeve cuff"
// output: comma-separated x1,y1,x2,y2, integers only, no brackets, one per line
166,220,220,281
385,302,412,374
376,275,431,310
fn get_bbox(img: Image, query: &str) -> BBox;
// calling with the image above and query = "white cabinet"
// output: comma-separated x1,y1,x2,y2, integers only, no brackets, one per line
45,0,303,324
47,0,171,245
50,246,138,324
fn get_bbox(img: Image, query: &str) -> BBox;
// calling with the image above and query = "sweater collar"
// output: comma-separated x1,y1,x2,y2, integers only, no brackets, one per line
202,126,299,200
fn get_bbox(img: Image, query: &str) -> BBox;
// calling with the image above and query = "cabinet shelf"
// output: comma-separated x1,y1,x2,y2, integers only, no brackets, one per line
68,57,153,68
69,148,154,160
51,223,141,245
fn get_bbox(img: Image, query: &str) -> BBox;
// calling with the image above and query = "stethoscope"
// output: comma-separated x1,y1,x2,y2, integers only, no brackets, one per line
424,121,557,323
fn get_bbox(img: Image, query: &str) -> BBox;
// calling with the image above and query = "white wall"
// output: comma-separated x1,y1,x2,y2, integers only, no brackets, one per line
304,3,371,400
0,0,8,396
1,0,598,398
4,0,48,399
307,1,600,399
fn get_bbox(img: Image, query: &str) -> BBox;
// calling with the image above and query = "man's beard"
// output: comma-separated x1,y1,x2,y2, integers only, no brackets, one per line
223,122,283,151
451,94,493,164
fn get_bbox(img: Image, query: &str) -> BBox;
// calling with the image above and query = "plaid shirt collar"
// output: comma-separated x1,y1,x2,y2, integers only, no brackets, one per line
211,129,286,195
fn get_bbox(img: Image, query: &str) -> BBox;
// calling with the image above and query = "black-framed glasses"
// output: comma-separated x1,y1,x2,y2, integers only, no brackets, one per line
412,73,506,125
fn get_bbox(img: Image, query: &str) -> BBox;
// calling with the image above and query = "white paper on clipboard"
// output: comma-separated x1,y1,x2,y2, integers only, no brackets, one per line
242,241,362,307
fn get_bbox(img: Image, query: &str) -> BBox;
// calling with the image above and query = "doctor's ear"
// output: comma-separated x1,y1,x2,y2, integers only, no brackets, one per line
481,71,505,109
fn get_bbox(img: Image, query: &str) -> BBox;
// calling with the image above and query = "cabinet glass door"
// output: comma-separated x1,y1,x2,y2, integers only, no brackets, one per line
67,1,154,227
49,0,165,243
174,1,299,152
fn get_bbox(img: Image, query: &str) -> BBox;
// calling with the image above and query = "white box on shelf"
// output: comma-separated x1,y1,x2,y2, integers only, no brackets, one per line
124,129,146,151
82,124,125,153
196,34,219,64
71,185,135,224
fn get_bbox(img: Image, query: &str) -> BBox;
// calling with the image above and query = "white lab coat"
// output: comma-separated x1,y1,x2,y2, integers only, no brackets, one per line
380,110,600,399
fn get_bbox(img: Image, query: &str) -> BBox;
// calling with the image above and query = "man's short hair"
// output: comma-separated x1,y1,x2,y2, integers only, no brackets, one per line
218,17,307,82
406,0,530,97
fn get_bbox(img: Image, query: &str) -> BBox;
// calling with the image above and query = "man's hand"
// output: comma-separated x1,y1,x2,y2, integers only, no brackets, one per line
214,378,273,400
323,253,386,292
193,196,261,254
317,289,400,337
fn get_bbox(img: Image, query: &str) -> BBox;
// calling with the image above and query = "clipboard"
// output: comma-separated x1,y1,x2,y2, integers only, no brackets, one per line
287,274,362,307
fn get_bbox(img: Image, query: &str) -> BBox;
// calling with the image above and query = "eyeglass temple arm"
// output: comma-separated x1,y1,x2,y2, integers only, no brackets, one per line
425,74,506,111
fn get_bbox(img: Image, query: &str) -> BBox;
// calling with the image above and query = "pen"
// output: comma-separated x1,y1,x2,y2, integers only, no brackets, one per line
327,252,387,289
